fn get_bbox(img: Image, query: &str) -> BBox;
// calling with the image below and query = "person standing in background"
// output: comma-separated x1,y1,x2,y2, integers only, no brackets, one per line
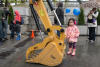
87,8,99,43
2,7,10,40
54,2,64,37
54,2,64,25
14,10,21,38
0,7,9,42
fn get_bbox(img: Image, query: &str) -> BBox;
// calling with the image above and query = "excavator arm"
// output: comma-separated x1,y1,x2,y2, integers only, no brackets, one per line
26,0,66,66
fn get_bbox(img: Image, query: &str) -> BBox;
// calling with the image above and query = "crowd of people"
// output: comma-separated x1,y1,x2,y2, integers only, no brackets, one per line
0,7,21,42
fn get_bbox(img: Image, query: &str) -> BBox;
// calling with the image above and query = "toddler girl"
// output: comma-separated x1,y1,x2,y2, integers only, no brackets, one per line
65,18,80,56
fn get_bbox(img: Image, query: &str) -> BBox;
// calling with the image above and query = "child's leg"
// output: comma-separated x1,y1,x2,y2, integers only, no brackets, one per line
72,42,76,56
73,42,76,49
67,43,73,55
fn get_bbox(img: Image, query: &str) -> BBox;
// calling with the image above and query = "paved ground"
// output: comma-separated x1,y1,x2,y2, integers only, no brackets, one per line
0,36,100,67
0,35,26,48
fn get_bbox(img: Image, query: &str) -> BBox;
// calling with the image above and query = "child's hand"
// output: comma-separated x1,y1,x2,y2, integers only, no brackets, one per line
74,36,78,38
68,39,74,43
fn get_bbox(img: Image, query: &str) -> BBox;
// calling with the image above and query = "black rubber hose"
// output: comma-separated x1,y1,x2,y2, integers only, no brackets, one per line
47,0,55,11
29,4,41,31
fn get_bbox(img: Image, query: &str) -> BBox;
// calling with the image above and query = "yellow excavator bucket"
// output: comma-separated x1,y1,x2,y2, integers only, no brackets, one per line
26,37,66,66
26,0,66,66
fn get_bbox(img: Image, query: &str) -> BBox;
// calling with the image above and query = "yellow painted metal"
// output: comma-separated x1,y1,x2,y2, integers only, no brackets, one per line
26,0,66,66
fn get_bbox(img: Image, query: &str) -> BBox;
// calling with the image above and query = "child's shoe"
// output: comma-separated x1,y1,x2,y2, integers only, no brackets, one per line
72,49,76,56
67,48,72,55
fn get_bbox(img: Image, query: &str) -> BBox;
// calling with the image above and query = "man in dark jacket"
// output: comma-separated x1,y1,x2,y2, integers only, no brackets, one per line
54,2,64,25
54,2,64,37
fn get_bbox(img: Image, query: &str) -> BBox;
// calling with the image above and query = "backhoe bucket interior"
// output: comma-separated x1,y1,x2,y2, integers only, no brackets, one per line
26,41,65,66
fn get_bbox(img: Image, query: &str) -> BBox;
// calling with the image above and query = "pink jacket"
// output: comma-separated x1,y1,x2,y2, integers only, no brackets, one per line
14,10,21,24
65,25,80,42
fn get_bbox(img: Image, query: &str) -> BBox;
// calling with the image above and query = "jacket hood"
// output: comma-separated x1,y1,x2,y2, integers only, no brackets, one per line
15,10,20,16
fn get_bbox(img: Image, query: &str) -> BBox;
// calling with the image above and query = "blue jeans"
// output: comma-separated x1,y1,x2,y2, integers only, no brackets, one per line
2,20,8,38
0,21,3,39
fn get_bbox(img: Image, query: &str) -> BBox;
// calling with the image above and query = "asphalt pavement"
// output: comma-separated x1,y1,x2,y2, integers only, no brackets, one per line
0,36,100,67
